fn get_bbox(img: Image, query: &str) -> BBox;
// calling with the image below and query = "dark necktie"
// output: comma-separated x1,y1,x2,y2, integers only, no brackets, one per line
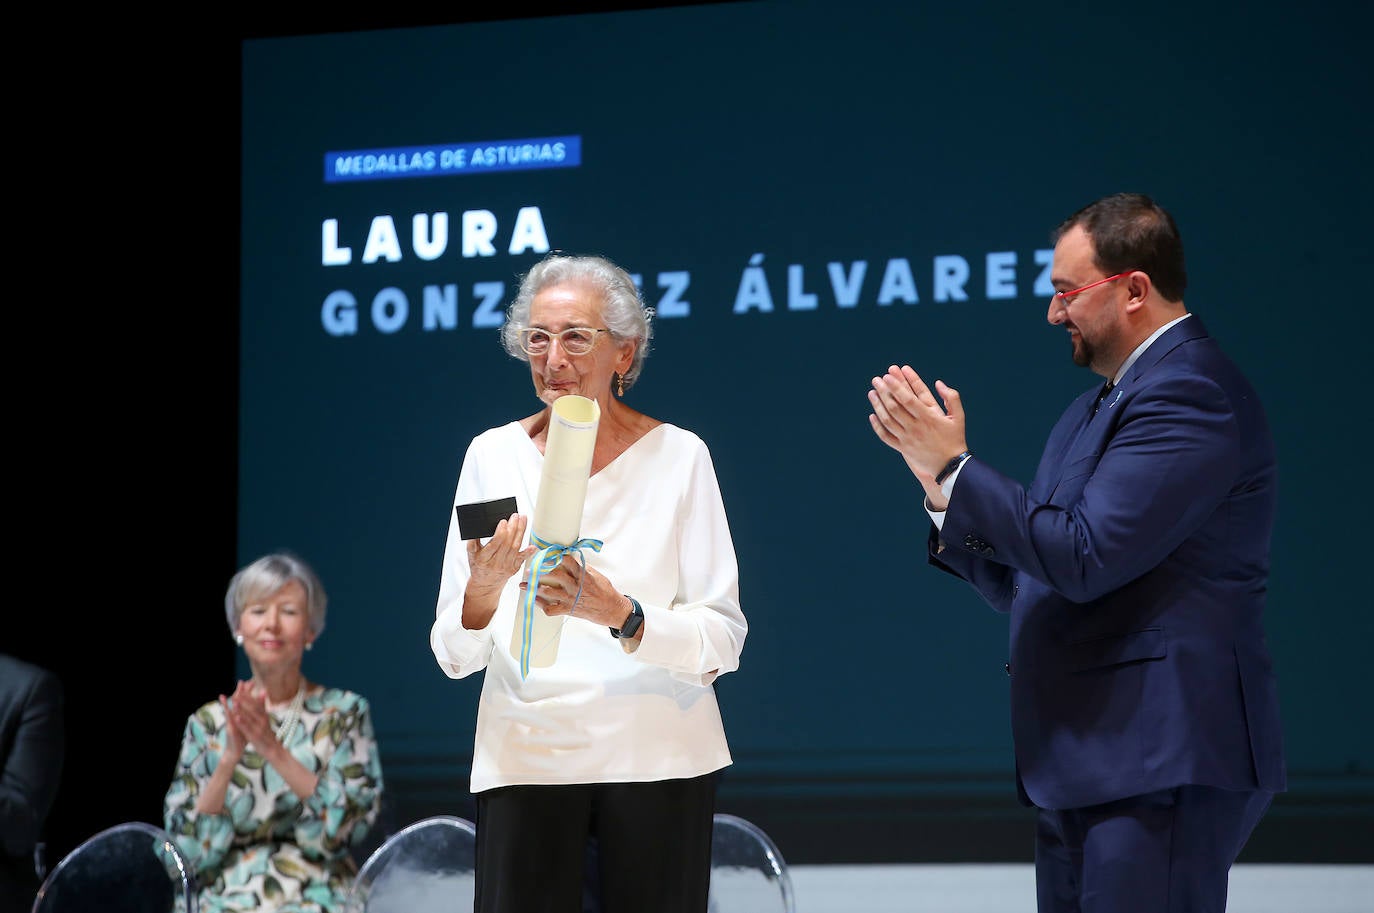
1093,380,1115,414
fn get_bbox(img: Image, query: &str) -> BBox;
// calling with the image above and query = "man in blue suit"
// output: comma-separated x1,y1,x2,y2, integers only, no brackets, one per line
868,192,1285,912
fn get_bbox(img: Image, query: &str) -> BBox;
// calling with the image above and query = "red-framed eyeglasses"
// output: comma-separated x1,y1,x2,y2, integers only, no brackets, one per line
1052,271,1134,306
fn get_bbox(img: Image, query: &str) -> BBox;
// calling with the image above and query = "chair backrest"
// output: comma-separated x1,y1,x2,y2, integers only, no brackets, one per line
346,814,477,913
708,813,796,913
31,821,196,913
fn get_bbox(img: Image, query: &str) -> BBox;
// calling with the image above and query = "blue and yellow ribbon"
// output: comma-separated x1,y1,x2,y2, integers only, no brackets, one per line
517,534,604,678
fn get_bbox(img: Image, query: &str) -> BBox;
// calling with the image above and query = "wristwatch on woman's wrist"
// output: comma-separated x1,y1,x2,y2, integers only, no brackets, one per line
610,596,644,639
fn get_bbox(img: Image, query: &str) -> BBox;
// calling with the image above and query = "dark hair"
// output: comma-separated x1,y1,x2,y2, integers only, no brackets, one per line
1053,192,1187,302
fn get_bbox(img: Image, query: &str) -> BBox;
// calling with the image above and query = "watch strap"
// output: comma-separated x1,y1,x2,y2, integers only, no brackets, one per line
935,450,972,486
610,596,644,639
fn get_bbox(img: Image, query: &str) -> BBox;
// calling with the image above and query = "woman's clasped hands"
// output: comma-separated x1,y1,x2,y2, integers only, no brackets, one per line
219,681,276,757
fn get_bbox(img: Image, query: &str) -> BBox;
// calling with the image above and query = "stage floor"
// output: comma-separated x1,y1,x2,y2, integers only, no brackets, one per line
786,864,1372,913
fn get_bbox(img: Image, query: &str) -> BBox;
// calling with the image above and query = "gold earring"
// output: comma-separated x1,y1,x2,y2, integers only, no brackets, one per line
616,373,625,397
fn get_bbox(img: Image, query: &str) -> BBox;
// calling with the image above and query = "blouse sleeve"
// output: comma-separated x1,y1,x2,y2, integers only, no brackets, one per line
162,709,238,877
431,436,500,678
631,436,748,687
293,692,384,858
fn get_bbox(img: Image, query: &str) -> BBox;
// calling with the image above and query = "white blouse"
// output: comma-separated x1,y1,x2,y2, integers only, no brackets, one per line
431,421,747,793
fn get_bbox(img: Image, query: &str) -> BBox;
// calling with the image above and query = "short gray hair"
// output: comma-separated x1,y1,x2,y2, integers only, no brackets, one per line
224,552,328,640
500,254,654,390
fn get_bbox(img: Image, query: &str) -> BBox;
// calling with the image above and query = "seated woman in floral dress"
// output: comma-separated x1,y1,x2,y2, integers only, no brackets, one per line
164,551,384,912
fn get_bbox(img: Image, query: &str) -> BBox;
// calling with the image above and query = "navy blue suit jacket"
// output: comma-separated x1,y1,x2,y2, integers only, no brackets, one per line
930,315,1286,810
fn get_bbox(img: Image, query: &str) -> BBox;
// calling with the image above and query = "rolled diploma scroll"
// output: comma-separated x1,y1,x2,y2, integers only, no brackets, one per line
509,394,601,671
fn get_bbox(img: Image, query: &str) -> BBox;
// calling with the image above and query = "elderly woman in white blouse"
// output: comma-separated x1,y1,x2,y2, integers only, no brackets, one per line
430,253,748,913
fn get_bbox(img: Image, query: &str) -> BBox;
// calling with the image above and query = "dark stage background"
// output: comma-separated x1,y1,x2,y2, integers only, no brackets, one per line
18,0,1372,873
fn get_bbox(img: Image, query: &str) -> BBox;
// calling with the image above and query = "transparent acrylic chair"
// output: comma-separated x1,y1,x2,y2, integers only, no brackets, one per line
31,821,196,913
346,814,477,913
708,813,796,913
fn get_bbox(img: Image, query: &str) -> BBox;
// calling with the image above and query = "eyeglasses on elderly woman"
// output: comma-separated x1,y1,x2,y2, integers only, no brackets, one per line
518,326,610,356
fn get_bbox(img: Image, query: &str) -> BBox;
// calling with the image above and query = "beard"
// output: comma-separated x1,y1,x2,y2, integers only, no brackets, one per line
1071,333,1094,368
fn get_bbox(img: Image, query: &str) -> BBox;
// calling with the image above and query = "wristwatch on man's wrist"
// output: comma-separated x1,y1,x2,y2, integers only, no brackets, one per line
610,596,644,639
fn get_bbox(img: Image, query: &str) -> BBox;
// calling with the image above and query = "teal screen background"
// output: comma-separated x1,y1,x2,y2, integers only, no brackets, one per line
237,1,1372,862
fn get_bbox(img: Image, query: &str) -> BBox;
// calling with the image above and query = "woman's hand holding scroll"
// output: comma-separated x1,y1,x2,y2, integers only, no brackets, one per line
463,513,536,629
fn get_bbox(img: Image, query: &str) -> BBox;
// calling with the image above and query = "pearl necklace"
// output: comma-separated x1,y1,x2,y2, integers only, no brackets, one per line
272,681,307,745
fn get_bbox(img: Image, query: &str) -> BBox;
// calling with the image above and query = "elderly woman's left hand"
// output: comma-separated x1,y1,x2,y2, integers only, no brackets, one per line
524,553,631,629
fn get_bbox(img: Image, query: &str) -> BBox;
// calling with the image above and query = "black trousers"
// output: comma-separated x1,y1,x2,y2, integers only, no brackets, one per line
474,774,716,913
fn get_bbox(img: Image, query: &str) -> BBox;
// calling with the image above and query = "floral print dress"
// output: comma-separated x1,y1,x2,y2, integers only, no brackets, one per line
164,686,384,912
